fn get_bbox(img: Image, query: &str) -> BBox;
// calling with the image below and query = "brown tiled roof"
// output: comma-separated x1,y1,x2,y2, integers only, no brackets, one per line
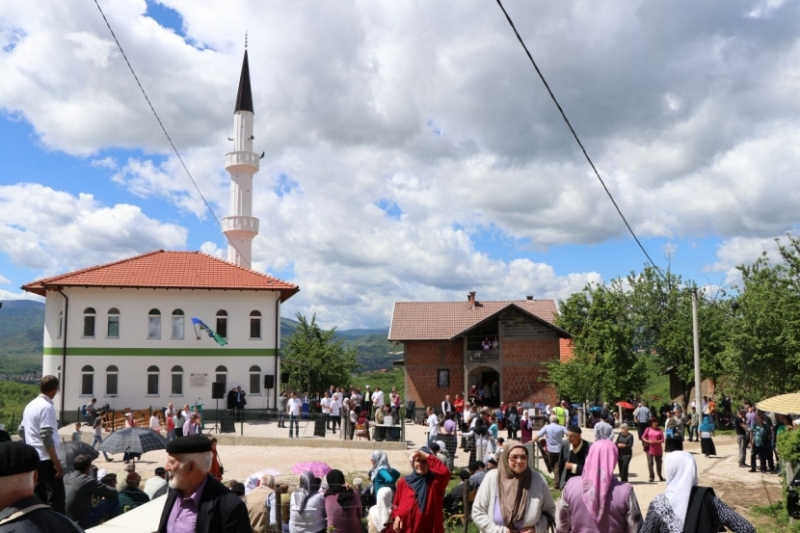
21,250,299,301
389,299,569,341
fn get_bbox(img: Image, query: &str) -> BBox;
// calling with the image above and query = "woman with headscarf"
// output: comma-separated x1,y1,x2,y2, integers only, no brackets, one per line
357,409,371,440
323,469,362,533
390,449,449,533
555,439,643,533
369,450,401,497
471,440,556,533
699,415,716,458
289,472,326,533
640,451,755,533
519,410,533,444
368,482,394,533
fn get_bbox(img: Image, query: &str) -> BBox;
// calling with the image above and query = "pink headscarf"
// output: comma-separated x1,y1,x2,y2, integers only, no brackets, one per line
581,439,619,523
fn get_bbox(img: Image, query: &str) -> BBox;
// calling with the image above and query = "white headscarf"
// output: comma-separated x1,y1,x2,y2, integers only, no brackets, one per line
664,451,698,529
368,486,393,531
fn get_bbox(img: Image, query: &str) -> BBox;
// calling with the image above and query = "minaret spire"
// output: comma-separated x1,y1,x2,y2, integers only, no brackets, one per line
222,48,260,269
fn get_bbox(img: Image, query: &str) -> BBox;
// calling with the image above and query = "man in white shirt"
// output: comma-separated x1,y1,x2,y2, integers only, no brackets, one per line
441,395,453,418
321,392,332,431
149,413,161,432
329,393,341,434
18,375,65,514
287,391,302,438
143,466,167,499
371,387,384,418
426,407,439,446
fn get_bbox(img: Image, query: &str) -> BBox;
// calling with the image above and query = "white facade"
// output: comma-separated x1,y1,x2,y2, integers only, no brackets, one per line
43,287,282,415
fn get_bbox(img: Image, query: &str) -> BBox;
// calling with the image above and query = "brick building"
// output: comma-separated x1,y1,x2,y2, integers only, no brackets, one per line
389,292,573,411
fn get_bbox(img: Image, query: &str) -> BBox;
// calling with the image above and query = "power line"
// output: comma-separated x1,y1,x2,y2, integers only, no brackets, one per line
92,0,244,260
494,0,666,280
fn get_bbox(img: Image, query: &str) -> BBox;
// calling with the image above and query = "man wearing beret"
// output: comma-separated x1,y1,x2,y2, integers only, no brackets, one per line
64,454,120,528
557,425,592,489
0,441,84,531
17,376,65,514
158,435,250,533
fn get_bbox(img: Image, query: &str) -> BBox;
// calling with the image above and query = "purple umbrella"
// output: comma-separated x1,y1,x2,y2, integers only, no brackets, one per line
291,461,331,478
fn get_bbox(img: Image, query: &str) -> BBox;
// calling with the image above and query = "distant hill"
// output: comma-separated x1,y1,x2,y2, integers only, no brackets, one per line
0,301,399,376
0,300,45,379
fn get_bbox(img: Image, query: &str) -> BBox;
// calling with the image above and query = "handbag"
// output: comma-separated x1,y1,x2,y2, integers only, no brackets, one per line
666,427,674,438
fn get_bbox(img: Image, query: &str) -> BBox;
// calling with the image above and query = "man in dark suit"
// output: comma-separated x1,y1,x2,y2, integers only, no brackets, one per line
234,386,247,416
558,425,591,489
158,435,250,533
226,388,237,413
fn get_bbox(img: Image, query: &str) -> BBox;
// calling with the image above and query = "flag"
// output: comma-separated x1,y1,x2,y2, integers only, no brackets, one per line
191,318,228,346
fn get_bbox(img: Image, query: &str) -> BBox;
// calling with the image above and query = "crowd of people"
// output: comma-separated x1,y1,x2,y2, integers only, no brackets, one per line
0,376,777,533
277,385,404,440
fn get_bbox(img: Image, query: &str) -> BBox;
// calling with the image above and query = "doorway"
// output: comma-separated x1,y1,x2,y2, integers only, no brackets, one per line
468,367,501,408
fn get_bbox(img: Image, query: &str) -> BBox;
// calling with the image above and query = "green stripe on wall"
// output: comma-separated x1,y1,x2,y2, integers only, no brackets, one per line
43,347,276,357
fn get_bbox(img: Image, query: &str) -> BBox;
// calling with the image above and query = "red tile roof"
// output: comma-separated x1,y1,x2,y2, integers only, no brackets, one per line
22,250,299,301
389,299,569,341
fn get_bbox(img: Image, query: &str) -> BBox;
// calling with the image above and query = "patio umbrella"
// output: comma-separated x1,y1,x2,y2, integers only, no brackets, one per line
520,402,535,409
615,401,635,410
97,427,168,468
757,393,800,415
291,461,331,478
58,441,99,469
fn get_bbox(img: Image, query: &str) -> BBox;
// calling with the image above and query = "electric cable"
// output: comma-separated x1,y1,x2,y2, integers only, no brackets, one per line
92,0,248,262
494,0,666,280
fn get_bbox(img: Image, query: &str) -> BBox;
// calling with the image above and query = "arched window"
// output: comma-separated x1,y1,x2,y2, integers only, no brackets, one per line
249,310,262,339
215,365,228,391
81,365,94,396
107,308,120,338
83,307,96,338
148,309,161,339
106,365,119,395
58,311,63,339
216,310,228,339
147,366,159,396
249,365,261,395
171,309,185,340
171,365,183,395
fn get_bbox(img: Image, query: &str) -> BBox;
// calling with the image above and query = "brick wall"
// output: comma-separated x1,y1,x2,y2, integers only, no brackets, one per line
502,338,559,405
404,341,464,408
559,338,575,362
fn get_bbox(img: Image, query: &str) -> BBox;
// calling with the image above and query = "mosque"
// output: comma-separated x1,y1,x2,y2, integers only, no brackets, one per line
22,50,298,419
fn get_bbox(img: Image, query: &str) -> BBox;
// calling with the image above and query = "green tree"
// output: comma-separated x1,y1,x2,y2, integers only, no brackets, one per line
627,266,728,404
281,313,359,394
549,280,645,402
722,244,800,400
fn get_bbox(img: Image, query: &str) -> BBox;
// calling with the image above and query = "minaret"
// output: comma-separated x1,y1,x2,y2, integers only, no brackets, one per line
222,48,259,269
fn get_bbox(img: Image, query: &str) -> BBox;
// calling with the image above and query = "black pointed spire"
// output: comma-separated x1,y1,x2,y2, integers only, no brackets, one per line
234,50,254,113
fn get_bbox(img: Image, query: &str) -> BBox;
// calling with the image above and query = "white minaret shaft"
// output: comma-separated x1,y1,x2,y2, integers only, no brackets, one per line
222,50,259,269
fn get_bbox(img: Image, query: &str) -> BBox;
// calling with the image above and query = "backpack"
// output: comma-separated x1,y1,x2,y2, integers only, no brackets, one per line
682,486,722,533
474,417,488,436
508,413,519,431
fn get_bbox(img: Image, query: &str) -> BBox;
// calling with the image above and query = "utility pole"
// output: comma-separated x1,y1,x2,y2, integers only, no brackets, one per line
691,289,702,417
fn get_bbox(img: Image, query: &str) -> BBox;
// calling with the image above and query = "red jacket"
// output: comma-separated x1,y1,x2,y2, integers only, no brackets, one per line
391,454,449,533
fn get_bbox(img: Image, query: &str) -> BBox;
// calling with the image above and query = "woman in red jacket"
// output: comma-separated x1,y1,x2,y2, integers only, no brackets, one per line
391,449,449,533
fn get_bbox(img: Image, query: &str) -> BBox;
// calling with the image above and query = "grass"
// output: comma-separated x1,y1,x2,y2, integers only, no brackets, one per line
749,501,800,533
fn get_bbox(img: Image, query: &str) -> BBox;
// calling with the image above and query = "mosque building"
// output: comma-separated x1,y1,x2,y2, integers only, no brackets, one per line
22,50,297,418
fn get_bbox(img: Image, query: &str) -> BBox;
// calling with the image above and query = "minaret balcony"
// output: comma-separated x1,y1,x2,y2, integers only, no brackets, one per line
222,215,259,236
225,151,260,172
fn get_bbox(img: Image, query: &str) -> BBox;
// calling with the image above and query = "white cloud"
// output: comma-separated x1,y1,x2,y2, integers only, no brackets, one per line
0,183,188,275
0,290,43,302
3,2,800,326
0,274,10,285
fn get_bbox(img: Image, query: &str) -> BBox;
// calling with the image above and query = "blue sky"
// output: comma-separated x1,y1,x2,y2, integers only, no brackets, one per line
1,1,798,327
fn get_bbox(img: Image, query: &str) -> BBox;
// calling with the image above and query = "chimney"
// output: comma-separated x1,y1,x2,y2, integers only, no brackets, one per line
526,295,534,301
468,291,476,307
